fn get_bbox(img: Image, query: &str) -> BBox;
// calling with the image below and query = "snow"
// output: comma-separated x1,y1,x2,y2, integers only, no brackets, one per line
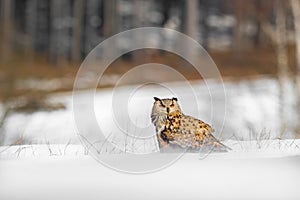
1,77,297,146
1,139,299,159
0,142,300,200
1,121,300,200
1,76,300,199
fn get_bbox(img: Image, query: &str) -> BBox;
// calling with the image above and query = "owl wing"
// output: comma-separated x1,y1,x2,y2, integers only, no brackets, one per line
194,124,231,152
169,118,230,152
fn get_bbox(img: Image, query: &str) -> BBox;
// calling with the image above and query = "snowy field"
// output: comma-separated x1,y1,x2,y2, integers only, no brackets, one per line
1,154,300,200
1,77,297,146
1,77,300,199
1,139,300,159
0,140,300,200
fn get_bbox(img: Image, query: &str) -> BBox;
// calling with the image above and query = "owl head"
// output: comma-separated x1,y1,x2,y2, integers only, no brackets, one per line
151,97,182,116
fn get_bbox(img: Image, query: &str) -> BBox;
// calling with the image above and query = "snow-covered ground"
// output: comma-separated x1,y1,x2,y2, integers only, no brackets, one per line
1,77,297,147
0,141,300,200
1,139,299,159
1,76,300,199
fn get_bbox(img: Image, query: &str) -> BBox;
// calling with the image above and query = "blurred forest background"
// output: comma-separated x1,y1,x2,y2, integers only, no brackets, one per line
1,0,300,140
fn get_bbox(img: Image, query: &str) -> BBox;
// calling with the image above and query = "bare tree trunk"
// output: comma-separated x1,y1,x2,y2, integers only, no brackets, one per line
103,0,117,60
184,0,198,62
49,0,71,66
275,0,289,137
0,0,14,144
134,0,143,27
24,0,37,63
103,0,117,38
72,0,84,63
199,0,208,49
133,0,144,63
1,0,12,62
49,0,60,64
290,0,300,137
233,0,244,54
186,0,198,41
1,0,14,100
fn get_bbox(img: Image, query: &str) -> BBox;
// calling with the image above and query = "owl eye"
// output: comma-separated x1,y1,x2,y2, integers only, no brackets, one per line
170,104,174,107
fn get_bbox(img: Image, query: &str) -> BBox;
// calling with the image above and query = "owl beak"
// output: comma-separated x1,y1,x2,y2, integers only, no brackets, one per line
167,107,170,113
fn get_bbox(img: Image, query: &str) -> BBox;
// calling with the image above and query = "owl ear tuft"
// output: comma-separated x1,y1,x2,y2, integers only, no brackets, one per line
154,97,160,101
172,97,178,101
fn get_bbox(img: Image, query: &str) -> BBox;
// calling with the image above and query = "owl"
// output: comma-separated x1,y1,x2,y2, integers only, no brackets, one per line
151,97,231,152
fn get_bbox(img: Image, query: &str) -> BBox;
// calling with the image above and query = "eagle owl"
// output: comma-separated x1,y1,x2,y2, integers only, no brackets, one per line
151,97,230,152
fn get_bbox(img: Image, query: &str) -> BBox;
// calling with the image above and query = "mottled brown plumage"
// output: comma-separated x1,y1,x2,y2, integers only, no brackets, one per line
151,97,230,152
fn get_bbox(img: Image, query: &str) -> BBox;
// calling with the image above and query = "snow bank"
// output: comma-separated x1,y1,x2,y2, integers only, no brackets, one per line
0,144,300,200
0,138,300,200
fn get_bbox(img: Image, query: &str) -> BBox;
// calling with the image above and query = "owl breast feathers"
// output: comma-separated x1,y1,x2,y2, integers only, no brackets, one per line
151,97,230,152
